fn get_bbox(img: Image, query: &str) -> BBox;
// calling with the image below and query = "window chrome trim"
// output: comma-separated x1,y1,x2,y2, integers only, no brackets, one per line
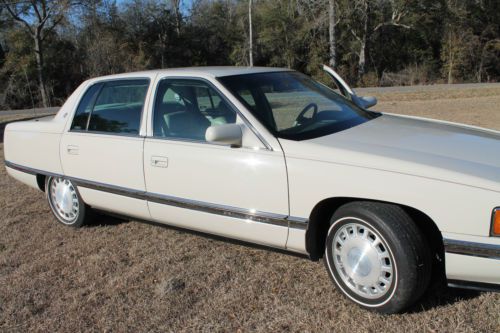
145,133,269,152
150,76,273,151
5,160,308,230
443,238,500,260
69,129,145,139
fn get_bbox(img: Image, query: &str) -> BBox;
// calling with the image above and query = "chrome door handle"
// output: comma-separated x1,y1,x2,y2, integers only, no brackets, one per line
151,156,168,168
67,145,79,155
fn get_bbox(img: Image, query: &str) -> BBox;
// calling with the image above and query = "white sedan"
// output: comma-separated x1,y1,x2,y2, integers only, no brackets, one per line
4,66,500,314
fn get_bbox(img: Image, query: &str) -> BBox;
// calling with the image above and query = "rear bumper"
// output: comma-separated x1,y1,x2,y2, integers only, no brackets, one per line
5,165,41,191
444,236,500,288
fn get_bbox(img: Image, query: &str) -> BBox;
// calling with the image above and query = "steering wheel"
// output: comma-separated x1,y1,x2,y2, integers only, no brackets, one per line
294,103,318,126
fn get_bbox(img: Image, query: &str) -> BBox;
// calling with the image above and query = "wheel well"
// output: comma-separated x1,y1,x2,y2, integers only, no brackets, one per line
36,174,46,192
305,197,445,281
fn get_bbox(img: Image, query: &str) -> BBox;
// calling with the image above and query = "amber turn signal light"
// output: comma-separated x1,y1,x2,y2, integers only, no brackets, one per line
492,208,500,236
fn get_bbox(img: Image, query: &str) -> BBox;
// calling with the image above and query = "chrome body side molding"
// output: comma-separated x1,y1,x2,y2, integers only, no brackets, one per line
5,160,308,230
444,238,500,260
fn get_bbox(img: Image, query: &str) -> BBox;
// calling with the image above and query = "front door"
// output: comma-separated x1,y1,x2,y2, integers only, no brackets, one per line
143,77,289,248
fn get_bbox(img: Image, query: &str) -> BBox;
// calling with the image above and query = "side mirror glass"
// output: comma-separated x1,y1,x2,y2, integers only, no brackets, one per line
357,96,378,109
205,123,242,147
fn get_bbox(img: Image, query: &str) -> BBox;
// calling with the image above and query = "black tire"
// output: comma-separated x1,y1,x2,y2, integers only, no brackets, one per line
45,176,93,228
324,201,432,314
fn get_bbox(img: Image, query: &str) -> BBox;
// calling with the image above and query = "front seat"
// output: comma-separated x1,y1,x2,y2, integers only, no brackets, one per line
154,102,185,137
209,101,236,126
165,109,210,141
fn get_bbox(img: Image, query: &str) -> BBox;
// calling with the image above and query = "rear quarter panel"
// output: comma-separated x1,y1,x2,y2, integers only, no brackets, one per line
3,81,87,175
5,124,64,174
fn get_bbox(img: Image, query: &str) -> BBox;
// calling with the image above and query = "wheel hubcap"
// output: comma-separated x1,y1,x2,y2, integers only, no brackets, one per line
332,222,394,299
49,177,79,223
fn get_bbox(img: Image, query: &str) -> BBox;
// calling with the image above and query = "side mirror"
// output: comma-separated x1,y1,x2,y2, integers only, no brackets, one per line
321,64,378,109
205,123,242,147
356,96,378,109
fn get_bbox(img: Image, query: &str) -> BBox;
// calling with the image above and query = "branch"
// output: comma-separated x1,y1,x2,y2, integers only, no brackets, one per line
1,1,34,35
41,13,64,41
373,2,412,32
30,0,42,23
41,0,47,17
350,28,361,42
373,21,412,31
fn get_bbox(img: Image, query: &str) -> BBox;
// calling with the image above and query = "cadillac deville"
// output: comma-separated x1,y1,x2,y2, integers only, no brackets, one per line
4,66,500,314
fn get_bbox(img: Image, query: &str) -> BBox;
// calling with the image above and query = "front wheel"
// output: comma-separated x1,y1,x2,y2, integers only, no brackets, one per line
45,176,92,227
324,201,432,314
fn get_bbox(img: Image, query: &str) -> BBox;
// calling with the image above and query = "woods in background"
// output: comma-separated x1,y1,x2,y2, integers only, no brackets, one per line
0,0,498,109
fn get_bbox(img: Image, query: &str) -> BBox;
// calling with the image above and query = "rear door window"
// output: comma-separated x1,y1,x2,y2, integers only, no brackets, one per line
71,79,150,135
71,84,101,131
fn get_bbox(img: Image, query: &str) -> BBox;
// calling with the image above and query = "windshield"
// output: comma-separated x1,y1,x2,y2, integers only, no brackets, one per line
218,71,379,140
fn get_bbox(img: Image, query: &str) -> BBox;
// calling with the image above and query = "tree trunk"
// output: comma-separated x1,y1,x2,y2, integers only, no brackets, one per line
358,38,366,80
171,0,181,36
248,0,253,67
447,58,453,84
477,43,486,83
328,0,336,67
0,40,5,63
357,0,368,81
34,35,48,107
447,36,454,84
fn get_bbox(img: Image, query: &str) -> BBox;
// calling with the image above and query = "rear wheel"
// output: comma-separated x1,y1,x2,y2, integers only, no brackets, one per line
324,201,432,314
45,176,92,227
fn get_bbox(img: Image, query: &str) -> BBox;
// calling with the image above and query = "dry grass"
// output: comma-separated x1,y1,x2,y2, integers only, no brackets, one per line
1,87,500,332
373,87,500,102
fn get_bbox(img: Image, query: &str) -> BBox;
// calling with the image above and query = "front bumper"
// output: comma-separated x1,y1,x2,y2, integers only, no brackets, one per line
444,235,500,290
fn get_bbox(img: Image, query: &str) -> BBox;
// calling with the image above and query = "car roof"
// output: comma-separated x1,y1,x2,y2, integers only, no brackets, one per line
88,66,293,82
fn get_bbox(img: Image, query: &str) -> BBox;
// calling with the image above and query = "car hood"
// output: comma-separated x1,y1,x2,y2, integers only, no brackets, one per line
279,114,500,192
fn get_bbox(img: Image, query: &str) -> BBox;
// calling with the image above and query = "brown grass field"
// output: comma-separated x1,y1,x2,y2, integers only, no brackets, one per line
1,86,500,332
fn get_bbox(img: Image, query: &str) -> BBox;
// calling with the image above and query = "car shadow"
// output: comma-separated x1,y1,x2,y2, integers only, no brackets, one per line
83,211,310,259
86,211,130,227
407,281,481,313
78,212,487,312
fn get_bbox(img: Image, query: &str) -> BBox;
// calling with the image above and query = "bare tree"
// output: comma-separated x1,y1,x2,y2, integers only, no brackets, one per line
171,0,182,36
1,0,72,107
349,0,412,81
349,0,369,80
373,0,412,32
248,0,253,66
0,5,5,62
328,0,336,67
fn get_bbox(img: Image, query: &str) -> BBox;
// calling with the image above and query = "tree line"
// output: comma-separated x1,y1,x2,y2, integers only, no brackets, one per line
0,0,498,110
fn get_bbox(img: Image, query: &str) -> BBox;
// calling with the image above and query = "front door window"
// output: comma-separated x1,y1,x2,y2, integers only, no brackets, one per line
153,79,236,141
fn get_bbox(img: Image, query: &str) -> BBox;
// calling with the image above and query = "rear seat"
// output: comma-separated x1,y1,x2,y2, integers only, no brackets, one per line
89,104,142,134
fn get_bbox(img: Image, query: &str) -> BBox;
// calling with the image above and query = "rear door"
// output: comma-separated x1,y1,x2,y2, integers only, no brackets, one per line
60,75,154,220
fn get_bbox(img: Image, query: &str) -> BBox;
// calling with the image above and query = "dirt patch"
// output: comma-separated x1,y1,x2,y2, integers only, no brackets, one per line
1,87,499,332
